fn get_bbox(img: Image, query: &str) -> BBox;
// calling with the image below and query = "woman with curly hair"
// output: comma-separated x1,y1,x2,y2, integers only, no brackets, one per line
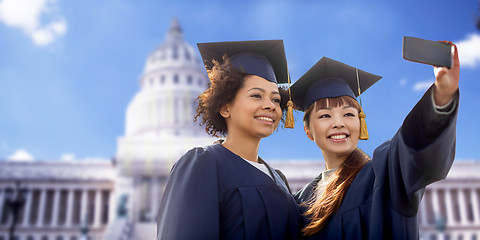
157,40,300,240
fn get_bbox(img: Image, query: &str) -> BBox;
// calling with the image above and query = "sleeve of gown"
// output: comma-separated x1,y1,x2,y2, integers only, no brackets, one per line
156,147,220,240
373,85,459,216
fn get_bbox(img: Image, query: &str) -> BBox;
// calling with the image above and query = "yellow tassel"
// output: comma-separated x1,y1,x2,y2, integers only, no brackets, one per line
359,109,369,140
285,100,295,129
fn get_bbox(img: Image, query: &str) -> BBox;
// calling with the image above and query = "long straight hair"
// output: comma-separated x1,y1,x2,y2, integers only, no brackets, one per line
302,96,371,236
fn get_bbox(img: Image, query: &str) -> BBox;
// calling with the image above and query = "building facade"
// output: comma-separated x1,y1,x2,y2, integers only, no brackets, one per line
0,19,478,240
0,161,116,240
417,162,480,240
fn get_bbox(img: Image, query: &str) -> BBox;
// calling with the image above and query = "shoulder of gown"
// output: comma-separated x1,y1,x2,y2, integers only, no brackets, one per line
156,145,221,240
293,174,322,204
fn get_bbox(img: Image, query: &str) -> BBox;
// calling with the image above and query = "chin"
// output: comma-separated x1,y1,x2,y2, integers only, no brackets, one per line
256,130,275,139
336,148,356,156
253,126,276,138
323,147,356,157
259,132,274,138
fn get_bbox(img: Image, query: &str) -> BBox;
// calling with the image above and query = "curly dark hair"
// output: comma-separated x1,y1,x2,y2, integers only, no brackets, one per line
194,55,289,137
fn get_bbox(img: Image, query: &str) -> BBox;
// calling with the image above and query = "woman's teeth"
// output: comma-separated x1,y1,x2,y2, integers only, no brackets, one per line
256,116,273,122
330,135,347,139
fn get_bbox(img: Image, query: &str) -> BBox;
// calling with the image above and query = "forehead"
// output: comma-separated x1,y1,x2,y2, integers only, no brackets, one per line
314,96,359,111
242,75,279,91
315,104,356,111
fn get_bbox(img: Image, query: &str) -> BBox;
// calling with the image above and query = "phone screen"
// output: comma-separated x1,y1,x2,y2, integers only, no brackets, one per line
403,37,452,68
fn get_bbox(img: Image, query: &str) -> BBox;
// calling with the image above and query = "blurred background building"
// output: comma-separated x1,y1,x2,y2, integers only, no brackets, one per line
0,19,478,240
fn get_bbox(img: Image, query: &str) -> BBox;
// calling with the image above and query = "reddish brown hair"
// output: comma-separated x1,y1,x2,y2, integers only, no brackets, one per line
302,96,371,236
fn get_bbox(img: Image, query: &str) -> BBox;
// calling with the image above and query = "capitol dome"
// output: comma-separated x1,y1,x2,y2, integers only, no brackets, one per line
125,18,209,138
116,19,214,177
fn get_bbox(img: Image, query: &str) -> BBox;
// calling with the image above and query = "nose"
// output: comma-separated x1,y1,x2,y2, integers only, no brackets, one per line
332,117,345,129
262,99,276,111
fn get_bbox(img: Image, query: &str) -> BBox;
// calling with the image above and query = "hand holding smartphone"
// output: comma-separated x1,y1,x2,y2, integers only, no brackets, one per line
402,37,453,68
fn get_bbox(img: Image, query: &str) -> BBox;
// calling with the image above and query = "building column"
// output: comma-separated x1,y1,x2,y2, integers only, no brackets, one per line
437,232,445,240
108,189,115,225
65,188,74,227
51,188,60,226
419,194,428,225
36,188,46,227
22,187,33,227
470,188,480,224
432,189,441,221
151,177,159,221
80,189,88,225
181,92,186,124
0,190,5,226
445,188,456,226
94,189,102,227
134,177,141,221
458,189,469,224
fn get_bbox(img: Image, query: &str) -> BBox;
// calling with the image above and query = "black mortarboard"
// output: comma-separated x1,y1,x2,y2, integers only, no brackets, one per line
290,57,382,111
197,40,288,84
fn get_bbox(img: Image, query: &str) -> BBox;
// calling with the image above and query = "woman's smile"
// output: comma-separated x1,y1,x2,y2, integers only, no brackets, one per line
255,115,275,124
328,132,350,142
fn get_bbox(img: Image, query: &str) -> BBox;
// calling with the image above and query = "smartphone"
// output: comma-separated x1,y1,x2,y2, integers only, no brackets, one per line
402,36,452,68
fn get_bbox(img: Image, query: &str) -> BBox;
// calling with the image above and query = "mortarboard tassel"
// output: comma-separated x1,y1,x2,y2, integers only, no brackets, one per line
285,100,294,128
359,108,369,140
356,68,368,140
284,64,294,129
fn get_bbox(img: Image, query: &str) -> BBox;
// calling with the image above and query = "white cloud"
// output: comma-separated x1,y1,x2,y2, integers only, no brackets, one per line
60,153,75,161
413,80,433,92
400,78,407,86
0,0,67,46
7,149,35,162
456,33,480,68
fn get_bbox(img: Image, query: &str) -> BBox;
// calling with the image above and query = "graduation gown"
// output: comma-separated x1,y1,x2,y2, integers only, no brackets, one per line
294,86,459,240
157,143,301,240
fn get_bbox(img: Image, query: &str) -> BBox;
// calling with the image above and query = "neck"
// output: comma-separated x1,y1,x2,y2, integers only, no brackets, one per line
322,151,350,170
222,132,261,162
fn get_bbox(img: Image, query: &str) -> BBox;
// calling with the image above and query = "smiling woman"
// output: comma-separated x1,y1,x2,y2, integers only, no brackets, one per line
303,96,361,168
219,75,283,143
292,50,460,239
156,40,301,240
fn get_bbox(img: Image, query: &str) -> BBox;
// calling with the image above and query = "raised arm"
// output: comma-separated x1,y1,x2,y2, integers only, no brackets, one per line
372,42,460,216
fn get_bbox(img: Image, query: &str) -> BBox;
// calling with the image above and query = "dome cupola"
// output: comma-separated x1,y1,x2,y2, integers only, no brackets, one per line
124,19,210,138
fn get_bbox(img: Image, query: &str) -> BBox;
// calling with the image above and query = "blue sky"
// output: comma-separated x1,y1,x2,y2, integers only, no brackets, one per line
0,0,479,161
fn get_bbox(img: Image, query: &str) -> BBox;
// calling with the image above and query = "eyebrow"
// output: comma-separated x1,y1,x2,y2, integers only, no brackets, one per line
317,105,354,111
247,87,280,95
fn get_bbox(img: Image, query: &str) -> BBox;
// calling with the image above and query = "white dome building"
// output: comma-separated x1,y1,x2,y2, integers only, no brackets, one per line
114,19,214,234
117,19,213,176
124,19,209,139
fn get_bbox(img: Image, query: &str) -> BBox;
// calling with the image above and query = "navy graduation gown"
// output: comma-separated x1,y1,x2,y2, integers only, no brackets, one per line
294,86,459,240
157,143,301,240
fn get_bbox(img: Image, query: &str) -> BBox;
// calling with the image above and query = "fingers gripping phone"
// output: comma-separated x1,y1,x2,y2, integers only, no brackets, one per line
403,36,452,68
